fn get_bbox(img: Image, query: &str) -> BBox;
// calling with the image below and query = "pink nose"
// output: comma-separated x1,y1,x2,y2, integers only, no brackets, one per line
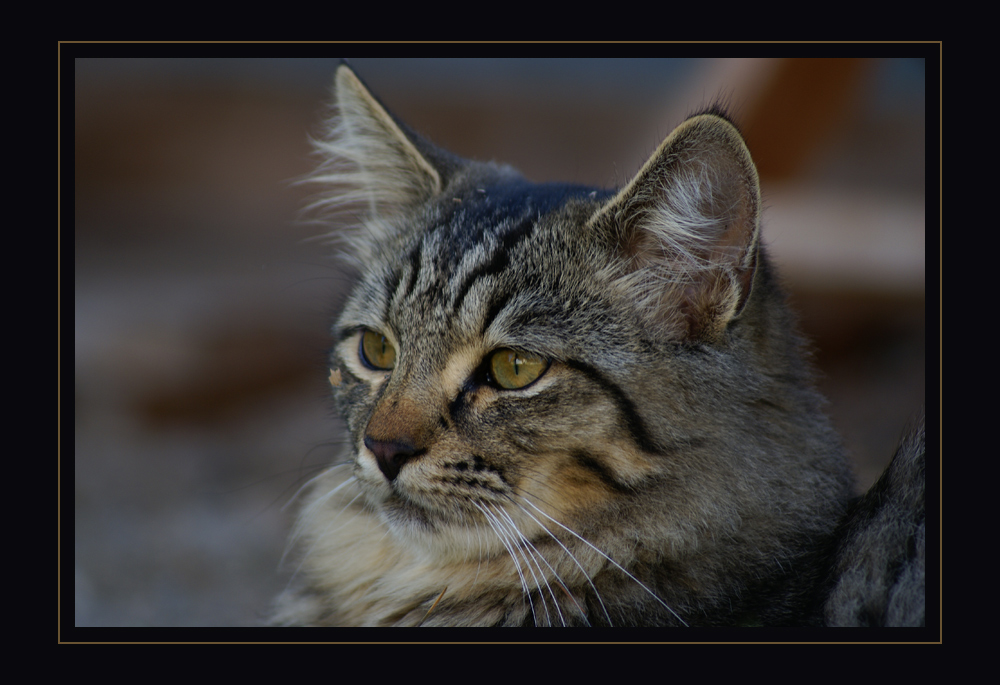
364,436,423,481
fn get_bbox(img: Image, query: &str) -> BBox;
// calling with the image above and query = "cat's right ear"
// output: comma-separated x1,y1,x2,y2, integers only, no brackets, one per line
309,65,455,256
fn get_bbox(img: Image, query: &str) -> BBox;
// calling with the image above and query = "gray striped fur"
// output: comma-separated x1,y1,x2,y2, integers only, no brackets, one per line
272,65,922,628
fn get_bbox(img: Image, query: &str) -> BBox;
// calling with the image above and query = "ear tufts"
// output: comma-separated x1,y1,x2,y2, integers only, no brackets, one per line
591,112,762,341
305,65,444,259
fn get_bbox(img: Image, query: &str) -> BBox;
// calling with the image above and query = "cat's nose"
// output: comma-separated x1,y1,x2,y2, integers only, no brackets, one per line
364,436,423,482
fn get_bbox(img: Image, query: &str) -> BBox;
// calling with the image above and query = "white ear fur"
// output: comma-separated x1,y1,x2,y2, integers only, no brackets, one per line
308,65,443,260
591,113,761,340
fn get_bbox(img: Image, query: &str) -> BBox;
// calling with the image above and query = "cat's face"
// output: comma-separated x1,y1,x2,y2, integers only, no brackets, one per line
329,183,667,561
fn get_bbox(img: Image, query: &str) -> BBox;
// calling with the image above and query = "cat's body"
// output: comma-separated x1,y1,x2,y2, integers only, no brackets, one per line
272,65,925,628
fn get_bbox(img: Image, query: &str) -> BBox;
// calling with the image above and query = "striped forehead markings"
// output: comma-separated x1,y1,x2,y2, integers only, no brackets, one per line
389,215,538,324
402,240,423,301
385,232,436,322
450,216,536,318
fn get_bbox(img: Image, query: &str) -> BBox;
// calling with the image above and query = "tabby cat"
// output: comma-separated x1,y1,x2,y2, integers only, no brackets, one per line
272,64,925,628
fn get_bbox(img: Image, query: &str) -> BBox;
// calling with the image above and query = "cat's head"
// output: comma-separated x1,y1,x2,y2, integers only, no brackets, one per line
312,65,840,576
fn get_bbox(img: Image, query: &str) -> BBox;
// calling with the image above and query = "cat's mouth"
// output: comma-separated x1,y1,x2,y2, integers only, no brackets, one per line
376,480,497,528
379,491,437,528
370,487,514,561
353,456,461,527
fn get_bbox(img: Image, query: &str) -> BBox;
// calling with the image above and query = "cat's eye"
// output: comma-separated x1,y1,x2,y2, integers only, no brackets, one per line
488,348,549,389
360,330,396,370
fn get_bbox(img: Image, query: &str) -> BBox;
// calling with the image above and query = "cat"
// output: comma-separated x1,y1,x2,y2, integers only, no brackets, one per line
271,63,925,628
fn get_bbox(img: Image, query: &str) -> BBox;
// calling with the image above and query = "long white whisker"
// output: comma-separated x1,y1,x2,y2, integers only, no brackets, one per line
487,504,550,626
490,503,566,627
520,497,688,626
487,504,553,627
281,474,359,561
281,474,358,565
488,504,553,627
474,502,535,625
281,462,352,512
472,518,485,588
281,488,370,598
287,489,367,583
509,497,607,626
296,470,358,520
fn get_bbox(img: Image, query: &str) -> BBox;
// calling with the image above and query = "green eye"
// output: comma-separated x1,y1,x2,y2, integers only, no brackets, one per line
489,349,549,389
360,330,396,370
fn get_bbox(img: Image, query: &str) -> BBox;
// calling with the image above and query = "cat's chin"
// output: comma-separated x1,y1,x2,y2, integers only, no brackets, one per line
373,491,513,563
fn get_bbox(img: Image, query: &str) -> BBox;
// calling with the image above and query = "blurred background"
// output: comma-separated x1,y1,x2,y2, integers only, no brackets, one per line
72,57,928,627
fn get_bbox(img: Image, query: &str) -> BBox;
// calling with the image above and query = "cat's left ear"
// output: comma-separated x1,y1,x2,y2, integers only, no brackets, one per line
590,110,762,341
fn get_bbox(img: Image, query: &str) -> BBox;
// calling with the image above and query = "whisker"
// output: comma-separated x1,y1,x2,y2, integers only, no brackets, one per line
508,497,607,626
486,503,547,625
472,519,485,588
296,468,358,518
519,496,688,626
281,473,359,562
474,502,536,625
286,489,366,585
282,462,352,512
490,503,566,627
485,504,553,626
